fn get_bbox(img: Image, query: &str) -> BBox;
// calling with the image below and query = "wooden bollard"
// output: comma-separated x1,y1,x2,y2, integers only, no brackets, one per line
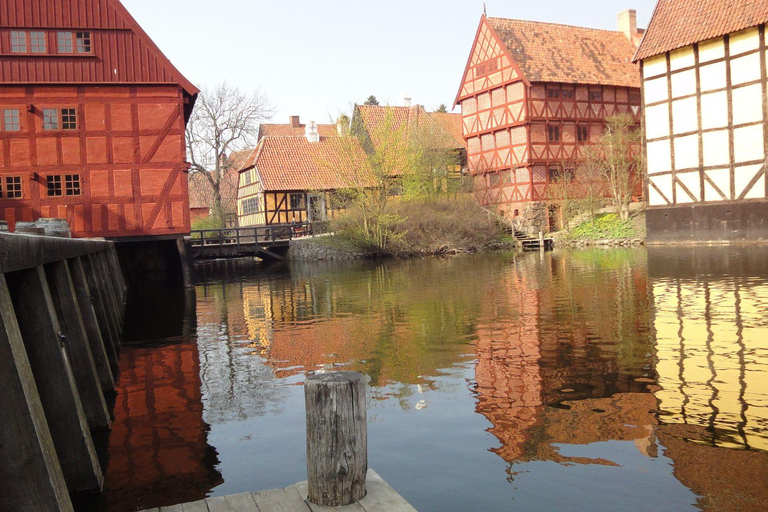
305,371,367,506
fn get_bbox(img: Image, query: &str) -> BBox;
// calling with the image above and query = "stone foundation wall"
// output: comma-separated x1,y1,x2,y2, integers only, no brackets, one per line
509,202,548,236
288,237,368,261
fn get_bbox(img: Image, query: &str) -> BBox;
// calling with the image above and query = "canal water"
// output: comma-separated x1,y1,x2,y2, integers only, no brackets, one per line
96,247,768,512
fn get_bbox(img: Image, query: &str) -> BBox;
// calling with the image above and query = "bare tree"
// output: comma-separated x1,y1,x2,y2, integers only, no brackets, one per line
576,145,609,223
597,114,642,221
186,82,274,225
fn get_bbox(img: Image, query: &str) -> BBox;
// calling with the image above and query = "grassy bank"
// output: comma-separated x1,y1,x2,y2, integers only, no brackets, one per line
332,196,507,257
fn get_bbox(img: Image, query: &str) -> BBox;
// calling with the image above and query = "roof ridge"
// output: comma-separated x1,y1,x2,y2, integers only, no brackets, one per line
487,16,627,36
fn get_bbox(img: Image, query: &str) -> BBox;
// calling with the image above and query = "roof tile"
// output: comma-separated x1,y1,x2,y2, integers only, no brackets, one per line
634,0,768,61
487,17,640,88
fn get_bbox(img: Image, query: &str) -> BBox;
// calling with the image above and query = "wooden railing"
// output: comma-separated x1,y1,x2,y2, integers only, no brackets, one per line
188,222,330,260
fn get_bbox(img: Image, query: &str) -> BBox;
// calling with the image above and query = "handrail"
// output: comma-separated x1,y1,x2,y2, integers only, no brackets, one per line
188,221,328,248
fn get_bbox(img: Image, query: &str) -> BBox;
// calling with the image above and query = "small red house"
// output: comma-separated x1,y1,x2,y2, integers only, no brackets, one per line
455,11,643,232
0,0,198,240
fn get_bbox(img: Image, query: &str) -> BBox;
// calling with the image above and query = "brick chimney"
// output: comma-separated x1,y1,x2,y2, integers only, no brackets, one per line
617,9,638,41
305,121,320,143
289,115,301,128
403,96,412,107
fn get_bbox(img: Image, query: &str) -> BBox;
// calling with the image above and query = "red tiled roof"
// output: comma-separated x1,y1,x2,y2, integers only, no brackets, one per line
487,17,640,88
188,150,249,209
430,112,466,148
355,105,465,151
258,123,337,140
634,0,768,61
242,137,375,191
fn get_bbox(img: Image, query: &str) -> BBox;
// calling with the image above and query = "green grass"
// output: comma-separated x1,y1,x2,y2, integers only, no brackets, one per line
567,213,637,240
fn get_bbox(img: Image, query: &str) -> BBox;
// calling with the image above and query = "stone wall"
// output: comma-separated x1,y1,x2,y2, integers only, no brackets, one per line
288,237,369,261
511,202,548,236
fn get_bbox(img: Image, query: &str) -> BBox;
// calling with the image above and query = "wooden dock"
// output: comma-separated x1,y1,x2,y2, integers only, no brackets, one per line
141,469,416,512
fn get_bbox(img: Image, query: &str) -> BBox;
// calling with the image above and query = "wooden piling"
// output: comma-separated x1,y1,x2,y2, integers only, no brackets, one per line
46,260,111,430
7,266,103,494
82,254,120,356
305,371,367,507
92,252,123,332
69,257,116,392
0,274,75,512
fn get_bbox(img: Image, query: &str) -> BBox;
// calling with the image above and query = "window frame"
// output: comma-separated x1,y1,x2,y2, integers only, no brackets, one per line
3,176,23,199
547,125,561,142
57,31,92,54
577,125,589,143
29,31,46,53
547,88,560,99
3,109,21,132
242,197,260,215
289,193,305,210
589,90,603,102
65,174,81,196
41,107,78,131
10,30,27,53
46,175,63,197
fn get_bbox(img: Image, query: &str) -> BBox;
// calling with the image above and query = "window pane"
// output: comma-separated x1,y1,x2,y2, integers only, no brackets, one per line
47,175,62,196
5,176,22,199
4,109,20,131
61,108,77,130
30,31,46,53
43,108,59,130
65,174,81,196
11,31,27,53
58,31,73,53
75,32,91,53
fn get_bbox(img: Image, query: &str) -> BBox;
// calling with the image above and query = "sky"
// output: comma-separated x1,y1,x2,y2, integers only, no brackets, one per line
122,0,659,125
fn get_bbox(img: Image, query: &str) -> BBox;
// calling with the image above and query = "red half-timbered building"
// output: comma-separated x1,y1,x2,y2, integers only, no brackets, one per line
0,0,198,242
455,11,643,232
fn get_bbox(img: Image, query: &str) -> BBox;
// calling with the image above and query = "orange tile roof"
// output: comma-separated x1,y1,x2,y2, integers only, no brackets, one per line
355,105,465,151
634,0,768,61
258,123,337,140
430,112,466,148
188,149,248,209
487,17,640,88
241,136,375,191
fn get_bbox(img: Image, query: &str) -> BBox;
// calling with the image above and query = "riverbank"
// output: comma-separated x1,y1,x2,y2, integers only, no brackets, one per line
552,206,647,248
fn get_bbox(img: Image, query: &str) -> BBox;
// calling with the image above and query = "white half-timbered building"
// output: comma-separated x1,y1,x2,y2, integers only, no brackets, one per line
635,0,768,241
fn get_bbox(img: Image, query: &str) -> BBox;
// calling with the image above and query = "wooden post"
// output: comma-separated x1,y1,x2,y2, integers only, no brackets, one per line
82,254,119,354
305,371,367,507
45,260,111,430
70,257,118,387
6,266,103,493
0,274,74,512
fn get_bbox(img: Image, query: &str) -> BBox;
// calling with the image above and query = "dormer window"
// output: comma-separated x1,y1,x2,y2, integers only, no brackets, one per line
57,31,91,53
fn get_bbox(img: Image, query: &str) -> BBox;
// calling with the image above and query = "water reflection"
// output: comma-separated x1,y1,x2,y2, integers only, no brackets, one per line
99,248,768,511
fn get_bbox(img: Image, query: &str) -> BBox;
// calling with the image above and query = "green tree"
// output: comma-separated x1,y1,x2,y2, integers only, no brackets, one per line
363,95,380,106
434,104,448,113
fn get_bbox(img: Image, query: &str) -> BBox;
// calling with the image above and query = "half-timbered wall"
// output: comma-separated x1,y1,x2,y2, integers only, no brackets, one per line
237,168,265,227
0,84,190,237
643,26,767,208
457,18,642,222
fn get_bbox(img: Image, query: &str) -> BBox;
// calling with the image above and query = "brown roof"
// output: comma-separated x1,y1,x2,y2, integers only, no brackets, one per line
487,17,640,88
355,105,465,152
257,123,337,140
430,112,466,148
634,0,768,60
188,150,248,209
241,137,375,192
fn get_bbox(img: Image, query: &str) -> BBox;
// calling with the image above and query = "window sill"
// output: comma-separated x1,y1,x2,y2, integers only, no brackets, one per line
0,53,96,58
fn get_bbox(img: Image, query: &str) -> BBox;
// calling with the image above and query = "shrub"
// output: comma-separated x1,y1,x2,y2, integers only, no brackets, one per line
567,213,636,240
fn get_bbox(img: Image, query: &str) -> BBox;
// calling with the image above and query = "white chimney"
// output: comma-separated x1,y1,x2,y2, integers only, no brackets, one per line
617,9,638,42
305,120,320,143
403,96,412,107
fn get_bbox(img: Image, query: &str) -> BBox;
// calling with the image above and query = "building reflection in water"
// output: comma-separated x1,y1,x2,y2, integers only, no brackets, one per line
102,286,222,512
473,250,658,465
648,247,768,510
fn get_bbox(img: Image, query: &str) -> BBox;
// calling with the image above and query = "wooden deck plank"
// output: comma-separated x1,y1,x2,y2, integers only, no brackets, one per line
224,492,260,511
357,470,416,512
205,496,234,512
181,500,210,512
252,486,310,512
